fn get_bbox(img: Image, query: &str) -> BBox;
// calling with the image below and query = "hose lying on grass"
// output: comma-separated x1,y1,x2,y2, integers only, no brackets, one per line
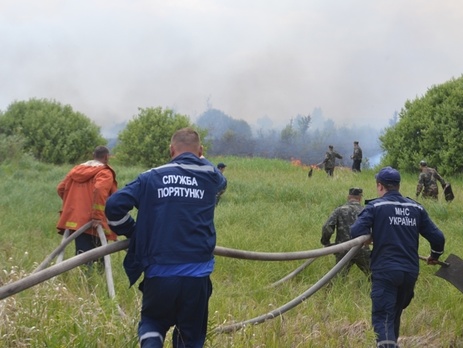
214,243,365,333
268,258,316,288
0,235,370,329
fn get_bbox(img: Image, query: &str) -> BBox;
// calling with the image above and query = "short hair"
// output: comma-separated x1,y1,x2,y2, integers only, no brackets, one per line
379,182,400,191
171,127,201,150
328,145,333,149
354,141,359,145
93,146,109,160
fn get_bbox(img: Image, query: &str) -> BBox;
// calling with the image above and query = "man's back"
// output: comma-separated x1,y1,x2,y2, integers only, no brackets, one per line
351,191,444,273
57,159,117,238
106,152,226,285
321,201,362,245
419,167,444,187
417,166,446,199
133,154,220,263
324,150,341,168
353,146,362,160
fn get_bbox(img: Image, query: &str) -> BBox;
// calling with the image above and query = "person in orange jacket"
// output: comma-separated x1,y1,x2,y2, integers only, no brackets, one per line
57,145,118,261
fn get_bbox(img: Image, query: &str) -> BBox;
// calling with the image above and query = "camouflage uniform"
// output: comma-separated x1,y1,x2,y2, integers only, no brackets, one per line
351,143,362,172
416,166,446,200
322,148,343,176
215,162,227,206
321,200,371,277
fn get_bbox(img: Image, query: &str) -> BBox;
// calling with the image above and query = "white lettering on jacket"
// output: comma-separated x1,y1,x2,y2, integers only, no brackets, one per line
158,175,203,199
390,206,416,226
394,207,410,216
162,175,198,186
157,187,204,199
389,216,417,226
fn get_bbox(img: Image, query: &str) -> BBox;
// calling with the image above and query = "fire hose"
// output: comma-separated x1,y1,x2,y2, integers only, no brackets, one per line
0,235,370,331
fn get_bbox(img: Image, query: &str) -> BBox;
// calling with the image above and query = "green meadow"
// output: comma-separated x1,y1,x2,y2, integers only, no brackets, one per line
1,156,462,347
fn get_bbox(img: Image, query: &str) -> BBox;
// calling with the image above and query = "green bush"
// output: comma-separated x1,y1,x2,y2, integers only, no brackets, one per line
114,107,206,168
0,98,106,164
380,75,463,175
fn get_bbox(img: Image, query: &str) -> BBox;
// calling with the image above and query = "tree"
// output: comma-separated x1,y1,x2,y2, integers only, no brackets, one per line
0,99,105,164
296,114,311,135
212,128,255,156
196,108,253,155
280,121,297,145
114,107,203,167
380,75,463,175
196,108,253,140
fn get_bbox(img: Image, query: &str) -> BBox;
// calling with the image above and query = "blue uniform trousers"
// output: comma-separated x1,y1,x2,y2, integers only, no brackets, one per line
371,270,417,348
138,275,212,348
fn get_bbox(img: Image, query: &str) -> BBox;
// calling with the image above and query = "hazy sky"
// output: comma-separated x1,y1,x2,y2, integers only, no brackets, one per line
1,1,462,131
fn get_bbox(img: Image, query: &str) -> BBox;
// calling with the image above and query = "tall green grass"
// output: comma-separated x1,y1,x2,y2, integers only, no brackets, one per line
1,156,462,347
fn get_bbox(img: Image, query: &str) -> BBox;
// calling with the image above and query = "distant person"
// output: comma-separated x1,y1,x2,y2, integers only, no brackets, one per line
105,128,226,348
351,166,445,347
216,162,227,206
416,160,447,200
56,145,118,263
351,141,363,172
321,145,343,176
321,187,370,278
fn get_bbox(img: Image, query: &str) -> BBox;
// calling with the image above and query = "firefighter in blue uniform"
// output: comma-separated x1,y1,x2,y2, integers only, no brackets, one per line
105,128,226,348
351,166,445,348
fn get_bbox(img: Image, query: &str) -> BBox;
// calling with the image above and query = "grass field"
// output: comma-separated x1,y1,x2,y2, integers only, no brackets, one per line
1,155,462,347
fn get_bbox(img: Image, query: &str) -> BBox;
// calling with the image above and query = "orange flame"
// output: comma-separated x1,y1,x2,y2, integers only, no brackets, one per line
291,158,320,171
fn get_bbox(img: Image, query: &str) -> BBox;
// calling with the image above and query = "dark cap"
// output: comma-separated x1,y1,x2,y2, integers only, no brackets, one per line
354,141,359,145
420,160,427,166
217,162,226,169
328,145,333,149
375,166,401,185
349,187,363,196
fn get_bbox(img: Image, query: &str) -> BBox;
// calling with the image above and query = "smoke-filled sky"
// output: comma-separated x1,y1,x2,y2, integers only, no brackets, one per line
1,0,462,131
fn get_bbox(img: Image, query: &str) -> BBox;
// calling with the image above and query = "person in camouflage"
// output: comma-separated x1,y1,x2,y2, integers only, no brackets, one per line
416,160,447,200
215,162,227,206
351,141,363,172
321,145,343,176
321,187,371,277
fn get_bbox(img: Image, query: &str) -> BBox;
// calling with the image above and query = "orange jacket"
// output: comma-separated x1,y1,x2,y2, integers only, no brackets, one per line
57,160,118,241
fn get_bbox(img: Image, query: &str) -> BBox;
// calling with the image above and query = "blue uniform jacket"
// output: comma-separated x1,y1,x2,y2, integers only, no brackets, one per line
105,153,227,286
350,191,445,274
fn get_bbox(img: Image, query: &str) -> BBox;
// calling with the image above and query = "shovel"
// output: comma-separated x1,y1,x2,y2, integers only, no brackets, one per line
419,254,463,294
